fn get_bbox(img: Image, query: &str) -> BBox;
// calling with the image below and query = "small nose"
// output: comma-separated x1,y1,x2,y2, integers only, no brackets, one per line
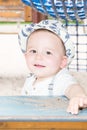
35,53,43,60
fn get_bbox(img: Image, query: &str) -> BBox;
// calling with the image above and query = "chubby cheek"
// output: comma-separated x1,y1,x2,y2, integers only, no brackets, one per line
46,57,61,70
43,60,60,77
25,55,33,69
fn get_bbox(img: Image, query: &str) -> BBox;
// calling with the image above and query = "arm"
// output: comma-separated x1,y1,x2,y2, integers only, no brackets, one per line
65,84,87,114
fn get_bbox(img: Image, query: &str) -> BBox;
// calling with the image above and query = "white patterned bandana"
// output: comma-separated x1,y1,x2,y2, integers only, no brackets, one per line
18,19,75,64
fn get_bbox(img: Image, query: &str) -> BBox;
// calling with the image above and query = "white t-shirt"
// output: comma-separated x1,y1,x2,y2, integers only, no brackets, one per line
21,68,77,96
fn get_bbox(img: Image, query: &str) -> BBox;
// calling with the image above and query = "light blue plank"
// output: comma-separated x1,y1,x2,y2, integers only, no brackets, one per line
0,96,87,121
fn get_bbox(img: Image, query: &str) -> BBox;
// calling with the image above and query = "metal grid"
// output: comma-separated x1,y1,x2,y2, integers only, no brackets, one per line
66,20,87,71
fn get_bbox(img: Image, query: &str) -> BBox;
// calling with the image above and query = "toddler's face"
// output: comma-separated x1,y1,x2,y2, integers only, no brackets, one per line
25,30,67,80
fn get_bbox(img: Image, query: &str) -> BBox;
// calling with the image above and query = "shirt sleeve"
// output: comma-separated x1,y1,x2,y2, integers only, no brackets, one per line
53,68,77,96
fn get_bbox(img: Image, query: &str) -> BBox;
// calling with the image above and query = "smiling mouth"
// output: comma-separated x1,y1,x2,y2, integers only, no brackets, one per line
34,64,46,68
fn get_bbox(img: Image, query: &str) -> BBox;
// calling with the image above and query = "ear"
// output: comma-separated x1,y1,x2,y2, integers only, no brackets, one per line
60,56,68,69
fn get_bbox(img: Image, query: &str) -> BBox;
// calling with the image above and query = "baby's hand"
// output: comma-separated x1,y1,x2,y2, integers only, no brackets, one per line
67,96,87,114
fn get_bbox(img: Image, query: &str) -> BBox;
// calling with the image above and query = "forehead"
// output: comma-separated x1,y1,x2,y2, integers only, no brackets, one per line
28,29,65,49
28,29,63,43
28,30,61,46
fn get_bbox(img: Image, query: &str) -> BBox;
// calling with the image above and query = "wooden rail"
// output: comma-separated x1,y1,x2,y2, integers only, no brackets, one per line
0,0,22,6
0,122,87,130
0,0,32,22
0,11,22,18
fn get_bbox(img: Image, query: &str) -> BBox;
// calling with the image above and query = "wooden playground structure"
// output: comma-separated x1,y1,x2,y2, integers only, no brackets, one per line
0,0,31,22
0,0,47,22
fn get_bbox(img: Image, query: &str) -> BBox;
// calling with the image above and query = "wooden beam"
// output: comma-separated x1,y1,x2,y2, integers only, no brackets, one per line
0,122,87,129
32,9,48,23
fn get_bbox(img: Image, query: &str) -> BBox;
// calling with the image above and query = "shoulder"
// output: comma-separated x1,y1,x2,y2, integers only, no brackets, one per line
53,68,77,95
54,68,77,88
55,68,74,80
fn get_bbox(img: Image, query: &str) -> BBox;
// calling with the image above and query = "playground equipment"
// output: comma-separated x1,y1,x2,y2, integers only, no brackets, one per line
21,0,87,72
22,0,87,21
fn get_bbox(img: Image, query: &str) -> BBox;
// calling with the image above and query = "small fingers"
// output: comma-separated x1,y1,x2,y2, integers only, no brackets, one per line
67,99,79,114
78,96,87,108
67,96,87,115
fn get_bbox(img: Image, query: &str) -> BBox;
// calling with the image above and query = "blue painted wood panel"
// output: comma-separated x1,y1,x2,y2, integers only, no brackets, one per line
0,96,87,121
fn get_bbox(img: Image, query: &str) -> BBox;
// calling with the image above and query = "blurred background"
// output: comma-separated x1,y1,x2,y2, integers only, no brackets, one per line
0,0,48,95
0,0,48,77
0,0,87,95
